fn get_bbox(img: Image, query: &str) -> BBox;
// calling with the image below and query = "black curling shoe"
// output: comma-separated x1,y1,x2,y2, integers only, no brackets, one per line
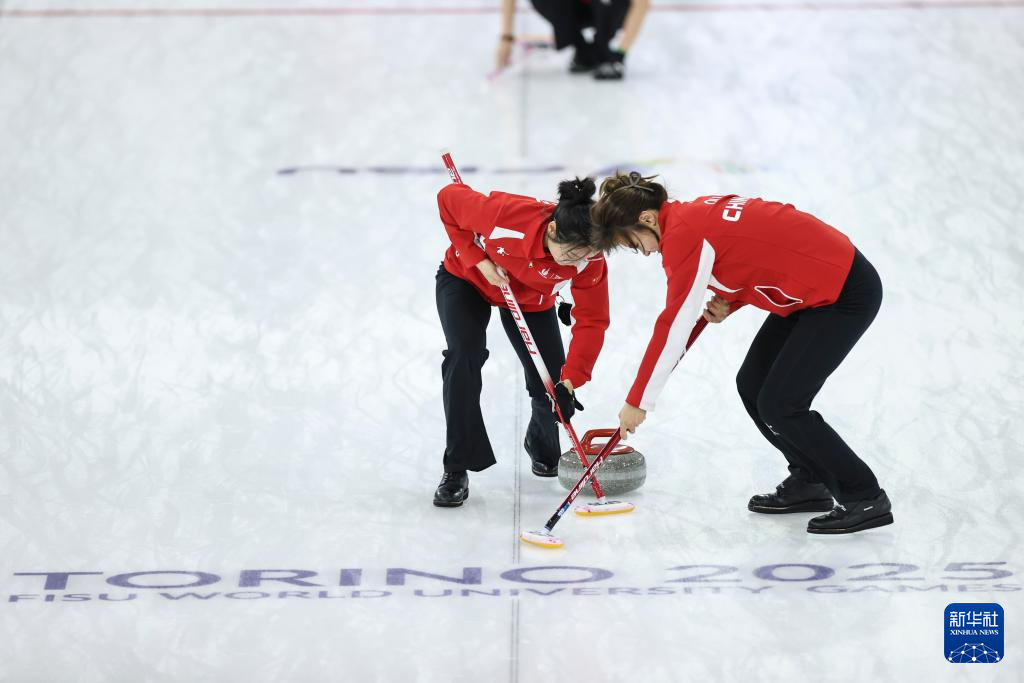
748,475,834,514
594,50,626,80
433,471,469,507
593,61,624,80
807,489,894,534
524,434,559,477
569,43,596,73
524,398,560,477
527,454,558,477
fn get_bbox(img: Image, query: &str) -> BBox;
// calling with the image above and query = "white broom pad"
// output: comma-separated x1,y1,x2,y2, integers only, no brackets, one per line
574,500,636,516
520,530,564,548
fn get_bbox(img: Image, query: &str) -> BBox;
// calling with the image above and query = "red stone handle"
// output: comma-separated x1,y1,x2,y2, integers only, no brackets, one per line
580,428,634,456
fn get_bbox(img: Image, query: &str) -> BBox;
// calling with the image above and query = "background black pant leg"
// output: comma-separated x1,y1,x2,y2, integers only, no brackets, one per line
591,0,631,59
529,0,588,50
736,313,830,485
435,265,496,472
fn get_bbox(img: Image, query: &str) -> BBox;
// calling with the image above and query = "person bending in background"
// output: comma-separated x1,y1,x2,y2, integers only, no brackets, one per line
497,0,651,80
433,177,609,507
588,171,892,535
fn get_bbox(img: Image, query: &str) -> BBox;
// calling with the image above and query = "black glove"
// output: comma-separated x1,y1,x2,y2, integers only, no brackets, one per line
557,300,573,326
556,294,573,326
551,381,584,422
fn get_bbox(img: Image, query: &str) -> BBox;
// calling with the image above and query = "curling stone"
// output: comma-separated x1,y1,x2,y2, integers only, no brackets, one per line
558,429,646,496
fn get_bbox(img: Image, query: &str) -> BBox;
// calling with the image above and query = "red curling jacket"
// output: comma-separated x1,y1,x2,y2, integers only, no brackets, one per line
438,183,610,389
628,195,856,411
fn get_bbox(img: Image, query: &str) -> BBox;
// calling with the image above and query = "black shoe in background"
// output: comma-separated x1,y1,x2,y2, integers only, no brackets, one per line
525,398,560,477
748,474,834,514
569,43,597,73
807,489,894,534
593,49,625,80
433,471,469,507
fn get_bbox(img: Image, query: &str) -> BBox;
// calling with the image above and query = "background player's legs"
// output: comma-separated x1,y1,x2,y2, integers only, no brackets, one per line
436,265,496,474
499,305,566,474
528,0,588,50
529,0,598,72
591,0,631,62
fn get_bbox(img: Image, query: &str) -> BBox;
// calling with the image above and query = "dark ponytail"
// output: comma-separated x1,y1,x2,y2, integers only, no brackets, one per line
549,176,597,249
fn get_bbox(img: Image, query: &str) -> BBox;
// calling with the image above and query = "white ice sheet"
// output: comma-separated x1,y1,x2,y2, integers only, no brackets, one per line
0,1,1022,681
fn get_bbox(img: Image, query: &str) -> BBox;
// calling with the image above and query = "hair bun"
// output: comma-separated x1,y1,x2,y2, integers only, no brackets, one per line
599,170,658,197
557,176,597,206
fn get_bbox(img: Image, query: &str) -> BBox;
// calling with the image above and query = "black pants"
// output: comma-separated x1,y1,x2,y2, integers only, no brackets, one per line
736,250,883,504
436,264,565,472
530,0,631,59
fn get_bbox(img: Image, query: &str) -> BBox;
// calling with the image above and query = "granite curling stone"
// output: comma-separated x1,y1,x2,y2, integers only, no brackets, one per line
557,430,646,496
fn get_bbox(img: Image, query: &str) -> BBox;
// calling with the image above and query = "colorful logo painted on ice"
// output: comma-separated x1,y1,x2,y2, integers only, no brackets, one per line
945,603,1003,663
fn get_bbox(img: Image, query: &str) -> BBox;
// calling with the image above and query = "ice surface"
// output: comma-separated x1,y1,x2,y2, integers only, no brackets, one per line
0,1,1022,681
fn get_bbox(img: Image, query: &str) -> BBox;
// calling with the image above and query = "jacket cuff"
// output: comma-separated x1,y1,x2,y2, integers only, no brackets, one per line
459,246,487,269
560,366,589,390
625,391,647,411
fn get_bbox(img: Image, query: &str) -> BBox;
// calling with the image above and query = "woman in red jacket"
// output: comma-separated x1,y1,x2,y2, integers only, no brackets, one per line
433,177,609,508
589,171,891,535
